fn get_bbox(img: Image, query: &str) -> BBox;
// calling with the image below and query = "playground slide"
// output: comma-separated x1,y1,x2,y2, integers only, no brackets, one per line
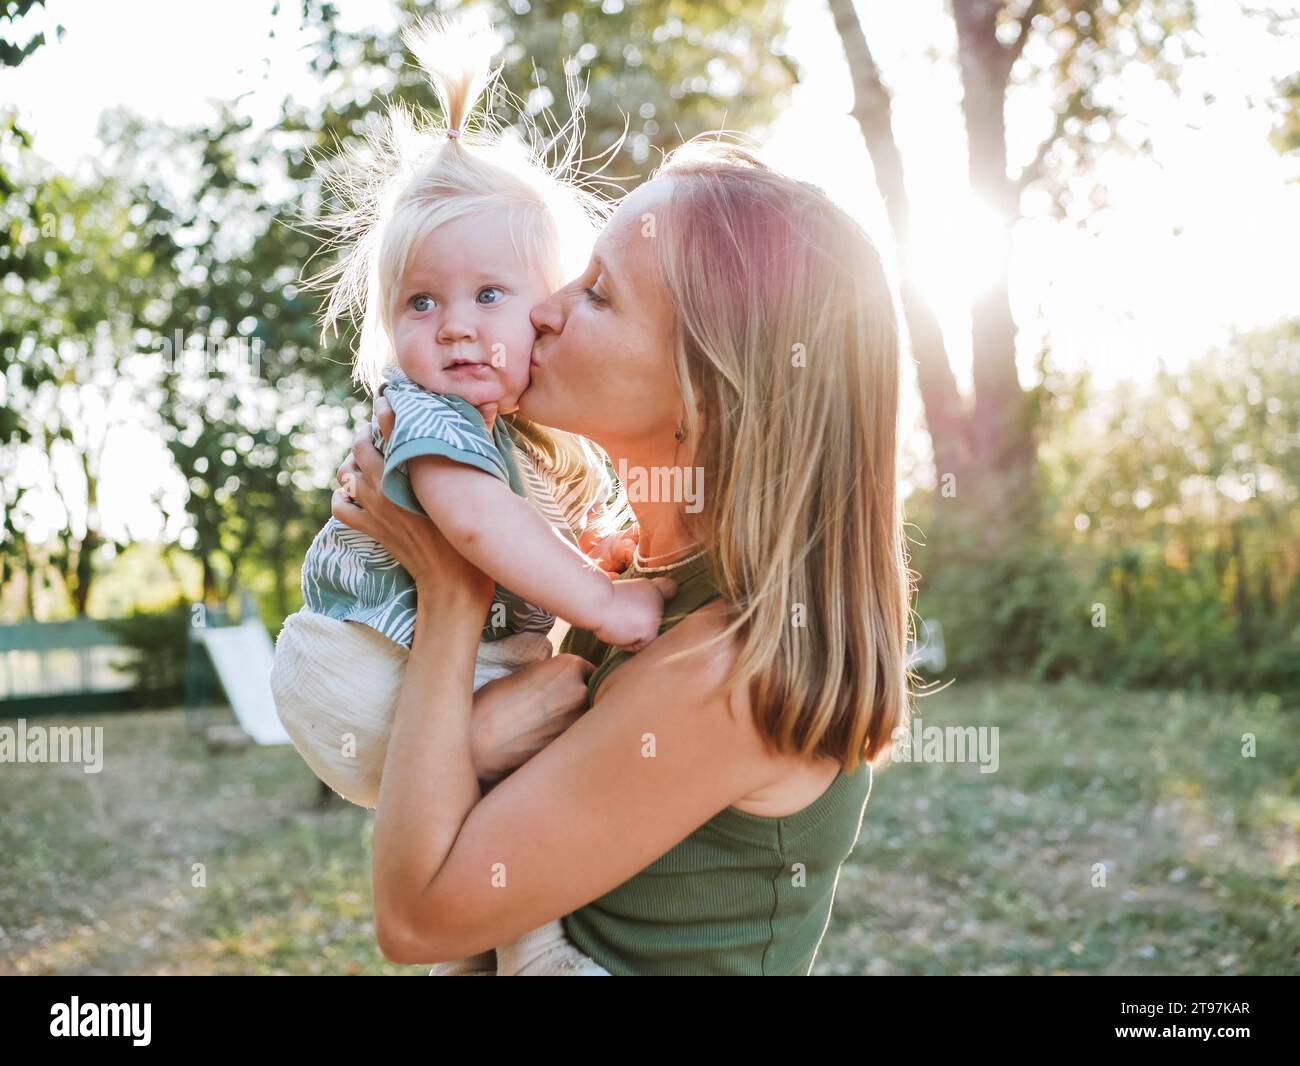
196,619,292,746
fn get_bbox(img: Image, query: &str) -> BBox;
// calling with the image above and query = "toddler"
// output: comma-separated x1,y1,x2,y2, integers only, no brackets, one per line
270,15,659,977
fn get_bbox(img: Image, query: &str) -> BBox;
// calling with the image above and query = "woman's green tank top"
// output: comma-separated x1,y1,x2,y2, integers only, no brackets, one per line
558,550,873,976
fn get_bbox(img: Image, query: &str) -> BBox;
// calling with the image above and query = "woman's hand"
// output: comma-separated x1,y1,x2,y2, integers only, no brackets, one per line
470,653,596,785
332,395,494,609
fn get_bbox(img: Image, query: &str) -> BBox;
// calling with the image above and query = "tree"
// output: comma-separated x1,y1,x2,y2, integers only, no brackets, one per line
0,163,157,616
1,0,64,612
269,0,798,189
828,0,1219,537
1044,318,1300,689
489,0,798,173
114,105,355,609
1,0,62,441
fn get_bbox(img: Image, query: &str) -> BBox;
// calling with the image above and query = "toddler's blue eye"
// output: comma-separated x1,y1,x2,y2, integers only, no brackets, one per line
411,294,434,312
477,286,505,305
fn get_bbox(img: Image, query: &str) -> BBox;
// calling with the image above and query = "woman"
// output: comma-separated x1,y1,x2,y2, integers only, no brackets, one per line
332,140,913,976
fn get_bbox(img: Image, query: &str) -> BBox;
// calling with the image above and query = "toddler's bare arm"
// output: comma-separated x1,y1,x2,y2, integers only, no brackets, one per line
407,455,664,649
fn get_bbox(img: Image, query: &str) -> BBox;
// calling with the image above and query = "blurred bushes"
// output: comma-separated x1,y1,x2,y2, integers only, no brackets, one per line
101,601,207,708
100,600,226,707
910,320,1300,698
910,518,1093,684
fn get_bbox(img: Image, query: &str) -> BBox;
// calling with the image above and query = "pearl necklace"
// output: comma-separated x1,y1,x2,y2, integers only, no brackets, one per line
631,542,707,574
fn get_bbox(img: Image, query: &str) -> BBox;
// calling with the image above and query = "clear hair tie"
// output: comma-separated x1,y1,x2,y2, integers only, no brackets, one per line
446,128,461,140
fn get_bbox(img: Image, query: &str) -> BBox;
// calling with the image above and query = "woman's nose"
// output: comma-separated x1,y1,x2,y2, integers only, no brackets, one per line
530,289,566,335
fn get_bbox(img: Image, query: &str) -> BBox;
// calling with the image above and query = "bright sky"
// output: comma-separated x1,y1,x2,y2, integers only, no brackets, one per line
3,0,1299,545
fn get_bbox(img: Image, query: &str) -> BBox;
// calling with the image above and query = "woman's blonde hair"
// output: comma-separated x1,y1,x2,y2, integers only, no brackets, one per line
651,140,915,771
304,12,624,534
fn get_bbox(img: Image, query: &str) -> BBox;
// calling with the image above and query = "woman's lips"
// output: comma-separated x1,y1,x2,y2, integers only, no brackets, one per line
529,329,545,366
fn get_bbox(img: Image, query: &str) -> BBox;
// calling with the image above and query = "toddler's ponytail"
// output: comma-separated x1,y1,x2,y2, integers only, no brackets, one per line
400,13,502,145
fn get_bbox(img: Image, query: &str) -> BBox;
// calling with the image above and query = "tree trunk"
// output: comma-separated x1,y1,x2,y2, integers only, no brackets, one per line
1232,522,1254,654
953,0,1039,527
72,528,98,616
73,447,101,616
830,0,1041,535
23,553,37,619
828,0,971,486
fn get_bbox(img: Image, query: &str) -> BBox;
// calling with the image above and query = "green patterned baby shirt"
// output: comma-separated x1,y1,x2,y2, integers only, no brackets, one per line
300,370,571,647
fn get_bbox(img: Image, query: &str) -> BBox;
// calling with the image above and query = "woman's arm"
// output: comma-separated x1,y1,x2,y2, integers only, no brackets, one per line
369,562,487,955
333,426,781,966
383,593,774,964
469,653,595,787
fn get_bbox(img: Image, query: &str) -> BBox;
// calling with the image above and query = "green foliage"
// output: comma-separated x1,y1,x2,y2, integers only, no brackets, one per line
0,163,149,614
100,601,193,707
912,320,1300,697
1,1,61,435
0,1,55,68
294,0,798,184
910,506,1093,682
488,0,797,174
1008,0,1202,214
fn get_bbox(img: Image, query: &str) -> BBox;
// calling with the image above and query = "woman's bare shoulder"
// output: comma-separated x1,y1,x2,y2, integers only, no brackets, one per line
597,599,836,808
604,599,742,700
592,598,753,739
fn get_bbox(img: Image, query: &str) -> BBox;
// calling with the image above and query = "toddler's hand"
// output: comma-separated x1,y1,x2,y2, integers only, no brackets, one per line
581,522,639,575
591,577,675,653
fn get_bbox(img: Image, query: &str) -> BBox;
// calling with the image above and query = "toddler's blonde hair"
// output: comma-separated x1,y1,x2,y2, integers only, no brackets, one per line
305,12,623,535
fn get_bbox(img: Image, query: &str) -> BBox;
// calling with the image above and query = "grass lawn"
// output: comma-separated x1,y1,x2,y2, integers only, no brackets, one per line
1,679,1296,975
